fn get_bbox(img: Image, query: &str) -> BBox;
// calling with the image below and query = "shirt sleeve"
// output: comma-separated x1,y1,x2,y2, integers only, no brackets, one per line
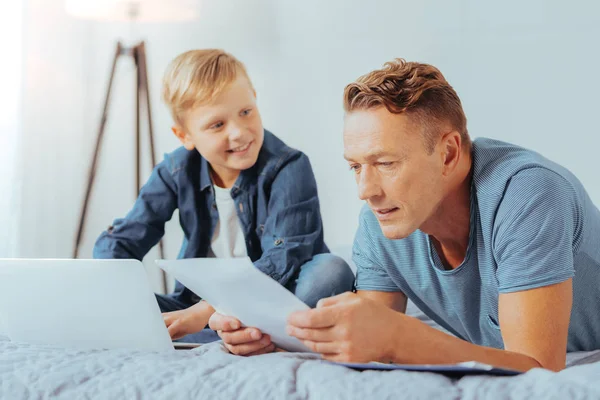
354,206,402,292
493,167,579,293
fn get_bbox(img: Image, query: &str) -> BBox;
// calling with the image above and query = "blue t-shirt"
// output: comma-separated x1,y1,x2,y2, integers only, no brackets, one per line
354,138,600,352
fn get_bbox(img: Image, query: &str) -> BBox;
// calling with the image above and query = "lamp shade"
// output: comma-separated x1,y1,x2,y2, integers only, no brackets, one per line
65,0,199,22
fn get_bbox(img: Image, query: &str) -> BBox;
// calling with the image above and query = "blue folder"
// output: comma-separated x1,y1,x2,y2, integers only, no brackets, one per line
329,361,522,377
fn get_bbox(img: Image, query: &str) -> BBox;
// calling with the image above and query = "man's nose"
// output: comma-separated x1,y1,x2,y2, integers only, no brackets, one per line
357,166,383,201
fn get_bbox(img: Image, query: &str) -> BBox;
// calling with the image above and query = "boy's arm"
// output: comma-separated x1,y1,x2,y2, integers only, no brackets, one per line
163,300,216,340
93,158,178,260
253,151,325,287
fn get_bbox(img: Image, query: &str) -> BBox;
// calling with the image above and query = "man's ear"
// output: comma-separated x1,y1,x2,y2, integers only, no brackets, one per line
440,131,462,176
172,126,195,150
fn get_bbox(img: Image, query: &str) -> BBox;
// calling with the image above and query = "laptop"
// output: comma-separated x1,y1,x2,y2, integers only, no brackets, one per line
0,259,182,352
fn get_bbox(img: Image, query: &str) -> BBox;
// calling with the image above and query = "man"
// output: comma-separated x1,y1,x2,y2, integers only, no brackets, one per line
282,59,600,372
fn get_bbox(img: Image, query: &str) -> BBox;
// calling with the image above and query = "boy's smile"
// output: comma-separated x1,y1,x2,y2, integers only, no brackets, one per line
172,76,264,188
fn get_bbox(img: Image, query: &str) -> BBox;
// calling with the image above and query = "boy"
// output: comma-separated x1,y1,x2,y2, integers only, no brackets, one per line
93,49,354,347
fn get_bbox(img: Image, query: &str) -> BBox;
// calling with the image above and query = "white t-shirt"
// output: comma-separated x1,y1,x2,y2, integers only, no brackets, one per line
207,185,248,258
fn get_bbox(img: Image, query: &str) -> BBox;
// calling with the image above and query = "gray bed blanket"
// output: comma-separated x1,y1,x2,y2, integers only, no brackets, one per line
1,335,600,400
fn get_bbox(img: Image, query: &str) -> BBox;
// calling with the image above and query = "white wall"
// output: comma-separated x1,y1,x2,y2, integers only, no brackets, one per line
17,0,600,291
0,0,24,258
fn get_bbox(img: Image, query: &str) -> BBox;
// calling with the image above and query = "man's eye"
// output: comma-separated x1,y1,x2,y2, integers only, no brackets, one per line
241,109,252,116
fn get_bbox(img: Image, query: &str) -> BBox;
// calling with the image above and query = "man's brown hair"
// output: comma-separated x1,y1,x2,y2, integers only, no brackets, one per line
344,59,469,152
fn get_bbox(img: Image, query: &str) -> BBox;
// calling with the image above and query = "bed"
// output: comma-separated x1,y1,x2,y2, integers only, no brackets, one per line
2,248,600,399
2,304,600,400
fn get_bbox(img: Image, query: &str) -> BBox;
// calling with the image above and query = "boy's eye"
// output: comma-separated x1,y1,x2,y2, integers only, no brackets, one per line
241,109,252,116
209,121,224,130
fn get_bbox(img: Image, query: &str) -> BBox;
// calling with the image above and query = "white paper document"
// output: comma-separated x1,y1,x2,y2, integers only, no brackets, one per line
156,257,312,353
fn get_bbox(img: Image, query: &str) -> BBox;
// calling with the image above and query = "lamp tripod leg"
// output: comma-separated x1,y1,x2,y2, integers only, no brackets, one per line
73,42,123,259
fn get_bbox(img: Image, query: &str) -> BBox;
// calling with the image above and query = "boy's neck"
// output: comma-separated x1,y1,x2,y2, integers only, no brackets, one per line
210,165,240,189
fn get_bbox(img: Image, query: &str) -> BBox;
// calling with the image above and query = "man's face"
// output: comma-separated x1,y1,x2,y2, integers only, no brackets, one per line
174,76,264,179
343,107,447,239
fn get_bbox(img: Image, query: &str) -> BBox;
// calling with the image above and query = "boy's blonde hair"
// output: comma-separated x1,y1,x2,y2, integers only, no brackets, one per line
162,49,253,125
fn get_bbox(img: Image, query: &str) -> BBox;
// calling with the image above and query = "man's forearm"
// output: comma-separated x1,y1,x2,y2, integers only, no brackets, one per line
357,290,407,313
389,316,544,372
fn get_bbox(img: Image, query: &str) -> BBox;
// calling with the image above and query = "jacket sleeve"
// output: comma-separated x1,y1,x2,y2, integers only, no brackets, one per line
253,151,326,286
93,156,178,260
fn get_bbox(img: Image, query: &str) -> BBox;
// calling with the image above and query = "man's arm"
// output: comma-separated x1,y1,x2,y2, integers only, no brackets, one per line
287,283,571,371
498,279,572,370
288,168,578,371
356,290,407,313
388,168,575,371
384,279,572,371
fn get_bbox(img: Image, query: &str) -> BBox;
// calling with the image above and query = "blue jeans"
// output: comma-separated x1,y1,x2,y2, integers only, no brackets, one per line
156,253,355,343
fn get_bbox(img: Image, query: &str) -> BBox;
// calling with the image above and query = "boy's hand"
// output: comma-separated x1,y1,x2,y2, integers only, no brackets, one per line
208,313,275,356
163,301,214,340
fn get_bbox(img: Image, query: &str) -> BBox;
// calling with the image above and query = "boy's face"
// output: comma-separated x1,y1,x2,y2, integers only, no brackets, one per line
173,76,264,185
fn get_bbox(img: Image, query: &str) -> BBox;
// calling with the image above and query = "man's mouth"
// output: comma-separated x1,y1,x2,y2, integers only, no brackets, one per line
372,207,399,219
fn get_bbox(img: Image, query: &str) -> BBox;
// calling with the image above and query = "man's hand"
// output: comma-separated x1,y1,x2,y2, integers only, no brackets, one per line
208,313,275,356
163,301,215,340
286,292,404,363
287,282,572,372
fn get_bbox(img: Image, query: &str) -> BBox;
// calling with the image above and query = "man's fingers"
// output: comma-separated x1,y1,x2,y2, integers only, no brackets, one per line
286,325,335,342
301,340,339,355
208,313,241,331
225,336,273,356
219,328,264,345
287,306,339,329
321,353,350,363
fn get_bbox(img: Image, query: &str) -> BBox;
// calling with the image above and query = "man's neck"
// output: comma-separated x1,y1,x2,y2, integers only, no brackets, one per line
421,155,473,270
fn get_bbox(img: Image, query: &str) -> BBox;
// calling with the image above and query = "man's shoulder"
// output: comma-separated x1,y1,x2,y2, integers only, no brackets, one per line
472,138,580,199
472,138,548,182
472,139,590,247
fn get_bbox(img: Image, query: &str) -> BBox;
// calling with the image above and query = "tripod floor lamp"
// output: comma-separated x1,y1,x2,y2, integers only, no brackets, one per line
66,0,199,293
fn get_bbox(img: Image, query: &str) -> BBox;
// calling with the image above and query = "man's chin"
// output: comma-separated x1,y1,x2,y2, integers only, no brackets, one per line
379,222,414,240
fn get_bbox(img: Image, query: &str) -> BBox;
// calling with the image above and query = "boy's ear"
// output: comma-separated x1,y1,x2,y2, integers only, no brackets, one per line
172,126,195,150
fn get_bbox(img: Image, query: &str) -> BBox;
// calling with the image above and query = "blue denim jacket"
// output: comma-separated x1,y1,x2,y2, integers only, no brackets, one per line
93,130,329,305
